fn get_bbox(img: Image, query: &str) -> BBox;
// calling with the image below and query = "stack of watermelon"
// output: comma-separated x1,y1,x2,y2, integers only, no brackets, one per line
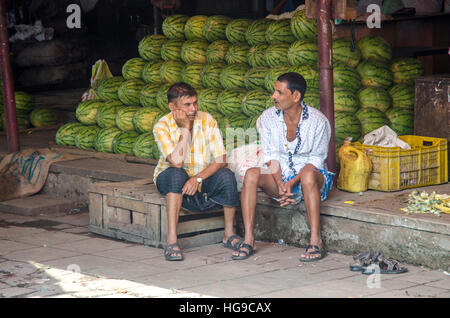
0,91,58,131
56,10,424,160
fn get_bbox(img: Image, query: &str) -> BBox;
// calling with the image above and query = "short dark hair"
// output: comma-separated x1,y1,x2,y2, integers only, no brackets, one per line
167,82,197,104
277,72,307,100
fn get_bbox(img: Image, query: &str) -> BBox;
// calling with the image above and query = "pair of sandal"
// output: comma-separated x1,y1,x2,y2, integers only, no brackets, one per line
350,251,407,274
164,243,183,261
223,234,255,261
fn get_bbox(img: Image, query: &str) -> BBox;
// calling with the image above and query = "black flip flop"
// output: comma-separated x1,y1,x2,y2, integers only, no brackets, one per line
222,234,243,251
231,243,255,261
299,245,326,262
164,243,183,261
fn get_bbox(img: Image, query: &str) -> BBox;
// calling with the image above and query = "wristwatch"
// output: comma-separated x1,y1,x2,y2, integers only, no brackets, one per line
196,177,203,184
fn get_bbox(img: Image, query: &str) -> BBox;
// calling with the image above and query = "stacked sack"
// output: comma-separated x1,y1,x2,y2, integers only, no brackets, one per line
55,10,424,158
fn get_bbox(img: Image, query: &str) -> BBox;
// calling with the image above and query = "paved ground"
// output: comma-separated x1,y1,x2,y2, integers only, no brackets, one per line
0,210,448,299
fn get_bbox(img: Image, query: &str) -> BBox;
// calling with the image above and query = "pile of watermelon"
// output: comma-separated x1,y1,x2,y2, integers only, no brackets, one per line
56,10,424,159
0,90,58,131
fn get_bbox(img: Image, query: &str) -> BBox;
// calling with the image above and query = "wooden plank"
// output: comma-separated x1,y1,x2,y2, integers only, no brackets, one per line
114,184,155,201
107,196,149,214
177,216,225,236
178,231,224,249
88,193,103,227
102,198,118,229
145,203,161,243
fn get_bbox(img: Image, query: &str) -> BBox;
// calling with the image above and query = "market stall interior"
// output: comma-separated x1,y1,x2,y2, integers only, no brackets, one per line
0,0,449,270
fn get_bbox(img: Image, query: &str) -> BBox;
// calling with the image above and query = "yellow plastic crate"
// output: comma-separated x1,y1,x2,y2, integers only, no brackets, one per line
352,135,448,191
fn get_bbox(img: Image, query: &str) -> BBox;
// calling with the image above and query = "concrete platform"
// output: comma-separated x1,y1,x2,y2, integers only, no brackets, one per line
0,194,78,217
33,155,450,270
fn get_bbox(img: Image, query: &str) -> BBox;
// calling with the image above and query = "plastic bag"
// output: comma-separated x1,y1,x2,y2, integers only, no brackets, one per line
228,143,264,192
81,59,113,101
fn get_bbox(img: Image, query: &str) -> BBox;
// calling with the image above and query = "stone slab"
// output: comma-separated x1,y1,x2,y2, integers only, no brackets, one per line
0,195,78,217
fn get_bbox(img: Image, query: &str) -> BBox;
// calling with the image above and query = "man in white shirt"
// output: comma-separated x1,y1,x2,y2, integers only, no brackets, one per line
232,72,334,262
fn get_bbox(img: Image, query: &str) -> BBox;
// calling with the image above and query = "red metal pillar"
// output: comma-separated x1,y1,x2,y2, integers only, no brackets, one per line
0,0,20,153
317,0,336,173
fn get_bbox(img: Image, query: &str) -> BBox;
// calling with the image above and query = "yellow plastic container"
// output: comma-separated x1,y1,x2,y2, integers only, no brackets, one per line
337,140,373,193
352,135,448,191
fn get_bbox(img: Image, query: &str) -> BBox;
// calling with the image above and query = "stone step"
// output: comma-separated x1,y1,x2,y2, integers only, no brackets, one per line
0,194,79,217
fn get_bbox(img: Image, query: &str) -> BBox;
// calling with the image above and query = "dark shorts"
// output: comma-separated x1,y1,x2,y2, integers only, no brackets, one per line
156,167,239,212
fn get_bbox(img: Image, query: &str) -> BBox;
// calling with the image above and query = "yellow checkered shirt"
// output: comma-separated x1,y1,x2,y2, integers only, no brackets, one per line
152,111,225,184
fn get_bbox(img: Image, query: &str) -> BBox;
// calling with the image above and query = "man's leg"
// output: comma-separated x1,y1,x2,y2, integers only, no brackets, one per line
233,167,280,259
156,167,190,259
201,168,241,249
297,164,325,260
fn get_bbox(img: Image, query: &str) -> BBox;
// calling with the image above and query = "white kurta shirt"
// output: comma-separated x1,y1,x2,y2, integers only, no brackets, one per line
259,102,331,180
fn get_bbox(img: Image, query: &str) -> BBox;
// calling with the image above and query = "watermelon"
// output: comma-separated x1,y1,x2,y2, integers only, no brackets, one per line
30,108,58,128
181,63,204,89
156,83,173,112
332,37,362,68
265,65,291,93
74,125,101,150
118,79,146,105
357,35,392,64
287,39,317,66
94,127,122,153
200,63,225,89
245,19,272,46
225,43,250,64
333,63,361,93
160,60,185,84
219,113,248,140
133,133,159,159
162,14,189,40
112,131,140,154
265,43,290,67
358,87,391,112
385,108,414,135
334,89,359,113
288,64,319,90
116,106,141,131
355,107,389,136
217,89,245,116
290,10,317,40
76,100,103,125
161,39,184,61
96,100,124,128
265,19,296,44
226,19,253,44
334,111,362,144
122,58,146,80
247,43,269,67
389,84,414,110
206,40,232,64
140,83,161,108
142,60,164,84
138,34,167,61
303,89,320,110
390,58,424,84
245,114,260,130
220,63,249,90
180,39,209,64
14,92,34,114
242,90,271,117
2,112,30,130
97,76,125,101
203,15,233,42
197,88,221,113
184,15,208,40
133,107,164,134
356,60,393,89
55,122,84,146
245,67,269,90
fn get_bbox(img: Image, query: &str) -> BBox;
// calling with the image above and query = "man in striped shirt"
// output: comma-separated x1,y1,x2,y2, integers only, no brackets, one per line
153,82,241,261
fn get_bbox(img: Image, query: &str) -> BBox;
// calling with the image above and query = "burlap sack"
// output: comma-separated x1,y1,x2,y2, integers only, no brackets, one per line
0,148,84,202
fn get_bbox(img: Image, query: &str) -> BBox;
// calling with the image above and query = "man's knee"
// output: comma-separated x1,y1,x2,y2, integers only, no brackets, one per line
214,168,237,191
299,168,322,189
156,167,189,194
243,167,260,187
